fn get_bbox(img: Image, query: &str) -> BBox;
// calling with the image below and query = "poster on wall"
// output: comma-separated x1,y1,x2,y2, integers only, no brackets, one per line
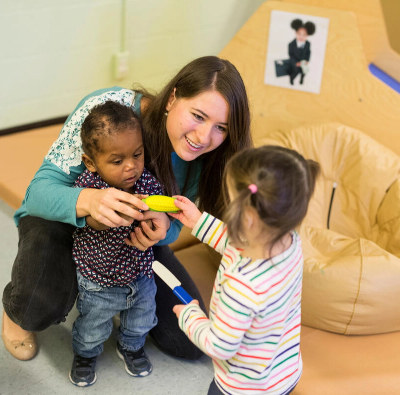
264,10,330,94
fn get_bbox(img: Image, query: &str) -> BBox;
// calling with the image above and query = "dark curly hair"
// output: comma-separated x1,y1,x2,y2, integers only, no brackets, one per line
291,19,316,35
81,100,142,159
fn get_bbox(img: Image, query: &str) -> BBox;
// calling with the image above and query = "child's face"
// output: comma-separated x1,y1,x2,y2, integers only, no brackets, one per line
91,128,144,192
296,28,308,42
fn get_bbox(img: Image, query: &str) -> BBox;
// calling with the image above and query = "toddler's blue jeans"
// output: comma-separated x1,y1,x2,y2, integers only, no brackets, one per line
72,270,157,358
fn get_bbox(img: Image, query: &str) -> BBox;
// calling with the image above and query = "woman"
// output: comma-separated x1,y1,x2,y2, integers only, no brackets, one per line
2,56,252,361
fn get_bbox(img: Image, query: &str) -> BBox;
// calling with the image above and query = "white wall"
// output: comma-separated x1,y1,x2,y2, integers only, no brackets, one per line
0,0,265,129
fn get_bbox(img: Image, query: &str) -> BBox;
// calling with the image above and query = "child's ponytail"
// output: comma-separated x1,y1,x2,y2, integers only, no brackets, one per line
306,159,320,199
223,188,252,247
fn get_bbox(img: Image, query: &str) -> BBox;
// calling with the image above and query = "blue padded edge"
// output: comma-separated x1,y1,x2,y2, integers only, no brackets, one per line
369,63,400,94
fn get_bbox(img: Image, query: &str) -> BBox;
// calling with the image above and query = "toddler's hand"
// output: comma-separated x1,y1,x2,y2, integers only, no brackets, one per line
125,211,170,251
169,196,202,229
173,300,199,318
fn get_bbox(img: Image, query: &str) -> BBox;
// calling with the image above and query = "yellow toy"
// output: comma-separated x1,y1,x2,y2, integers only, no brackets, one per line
143,195,180,213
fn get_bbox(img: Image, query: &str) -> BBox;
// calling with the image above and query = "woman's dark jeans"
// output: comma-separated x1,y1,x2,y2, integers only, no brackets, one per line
2,216,77,331
2,215,206,360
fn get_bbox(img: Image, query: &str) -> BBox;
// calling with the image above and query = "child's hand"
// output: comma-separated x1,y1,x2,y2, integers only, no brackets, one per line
125,211,170,251
173,300,199,318
169,196,202,229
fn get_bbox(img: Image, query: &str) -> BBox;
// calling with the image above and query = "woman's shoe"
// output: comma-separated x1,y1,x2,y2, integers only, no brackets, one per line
2,310,37,360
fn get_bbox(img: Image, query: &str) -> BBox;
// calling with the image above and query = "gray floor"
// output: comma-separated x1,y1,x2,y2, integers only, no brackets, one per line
0,200,213,395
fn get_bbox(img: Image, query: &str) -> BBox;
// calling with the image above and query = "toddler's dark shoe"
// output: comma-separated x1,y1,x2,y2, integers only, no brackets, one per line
69,354,97,387
116,342,152,377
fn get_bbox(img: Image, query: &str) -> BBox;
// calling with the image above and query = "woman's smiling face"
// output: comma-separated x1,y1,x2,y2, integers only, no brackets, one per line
165,89,229,161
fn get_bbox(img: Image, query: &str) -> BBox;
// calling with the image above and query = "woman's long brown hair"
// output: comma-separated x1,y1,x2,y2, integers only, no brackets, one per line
136,56,252,218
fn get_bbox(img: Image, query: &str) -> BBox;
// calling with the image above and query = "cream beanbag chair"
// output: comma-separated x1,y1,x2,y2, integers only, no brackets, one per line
258,123,400,335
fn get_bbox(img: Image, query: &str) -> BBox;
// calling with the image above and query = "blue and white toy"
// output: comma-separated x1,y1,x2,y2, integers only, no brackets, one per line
152,261,193,304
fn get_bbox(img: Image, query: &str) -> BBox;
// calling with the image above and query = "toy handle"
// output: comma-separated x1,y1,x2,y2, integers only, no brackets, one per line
173,286,193,304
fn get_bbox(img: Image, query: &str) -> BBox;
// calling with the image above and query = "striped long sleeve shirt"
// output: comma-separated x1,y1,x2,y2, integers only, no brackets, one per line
178,213,303,395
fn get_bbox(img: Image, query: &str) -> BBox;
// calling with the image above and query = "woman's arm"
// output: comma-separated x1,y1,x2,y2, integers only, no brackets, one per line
24,160,148,227
24,159,87,227
76,187,148,227
156,219,182,245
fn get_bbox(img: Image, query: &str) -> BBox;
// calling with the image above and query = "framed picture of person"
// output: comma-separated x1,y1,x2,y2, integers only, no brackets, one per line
264,10,330,94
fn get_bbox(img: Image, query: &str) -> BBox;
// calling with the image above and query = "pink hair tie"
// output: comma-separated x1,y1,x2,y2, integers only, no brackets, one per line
248,184,258,194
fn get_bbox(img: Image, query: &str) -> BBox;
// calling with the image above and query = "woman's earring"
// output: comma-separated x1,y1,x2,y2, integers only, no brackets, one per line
164,111,168,116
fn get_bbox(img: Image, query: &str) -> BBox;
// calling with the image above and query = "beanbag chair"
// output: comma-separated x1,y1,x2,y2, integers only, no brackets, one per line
257,123,400,335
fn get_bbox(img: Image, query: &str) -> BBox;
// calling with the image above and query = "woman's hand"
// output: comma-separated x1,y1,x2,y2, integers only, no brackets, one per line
169,196,202,230
76,188,149,227
125,211,170,251
173,300,199,318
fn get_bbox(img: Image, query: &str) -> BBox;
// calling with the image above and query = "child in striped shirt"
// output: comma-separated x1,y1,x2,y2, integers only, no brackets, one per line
170,145,320,395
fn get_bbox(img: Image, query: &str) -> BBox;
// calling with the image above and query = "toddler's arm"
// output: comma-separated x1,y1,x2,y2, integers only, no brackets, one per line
85,216,109,231
175,272,259,360
192,212,228,256
170,197,229,256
